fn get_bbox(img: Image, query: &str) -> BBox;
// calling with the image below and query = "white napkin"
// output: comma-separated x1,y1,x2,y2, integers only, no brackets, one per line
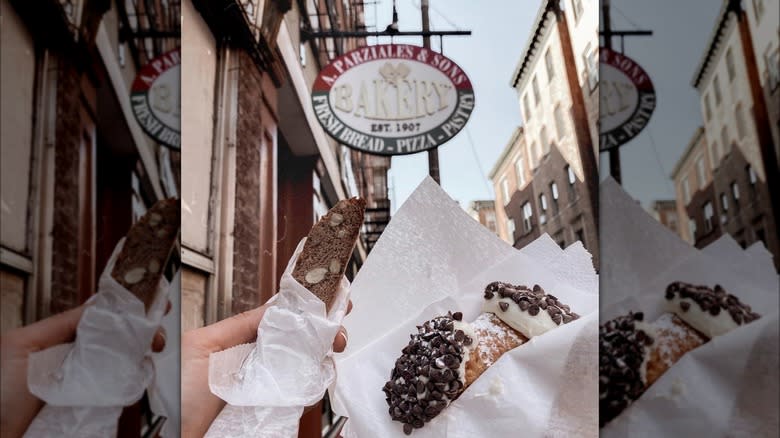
205,238,351,438
331,177,599,437
24,238,173,437
599,177,779,436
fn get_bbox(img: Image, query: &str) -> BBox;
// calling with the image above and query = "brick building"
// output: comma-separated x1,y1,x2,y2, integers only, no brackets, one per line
489,0,599,268
1,0,180,434
671,0,779,269
650,200,680,236
468,200,499,236
181,0,390,435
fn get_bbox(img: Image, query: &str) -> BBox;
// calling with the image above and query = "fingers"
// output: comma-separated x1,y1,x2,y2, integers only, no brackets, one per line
333,326,348,353
8,304,87,351
151,327,167,353
346,300,353,315
197,304,269,351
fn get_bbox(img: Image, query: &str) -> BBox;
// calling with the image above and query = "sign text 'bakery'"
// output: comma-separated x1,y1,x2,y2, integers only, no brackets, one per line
312,44,474,155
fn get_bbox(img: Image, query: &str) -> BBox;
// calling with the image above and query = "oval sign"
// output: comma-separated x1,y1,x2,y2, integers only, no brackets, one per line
599,47,656,152
312,44,474,156
131,47,181,150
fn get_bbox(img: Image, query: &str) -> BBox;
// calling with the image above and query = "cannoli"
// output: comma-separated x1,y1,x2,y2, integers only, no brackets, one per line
111,197,180,312
599,282,761,426
292,197,366,310
383,282,579,435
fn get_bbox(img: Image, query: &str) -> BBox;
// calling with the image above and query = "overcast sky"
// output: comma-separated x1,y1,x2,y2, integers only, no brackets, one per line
368,0,540,212
369,0,720,212
599,0,720,206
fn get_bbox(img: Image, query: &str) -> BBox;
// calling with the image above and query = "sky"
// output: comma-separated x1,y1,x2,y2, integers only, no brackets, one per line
599,0,721,207
366,0,541,213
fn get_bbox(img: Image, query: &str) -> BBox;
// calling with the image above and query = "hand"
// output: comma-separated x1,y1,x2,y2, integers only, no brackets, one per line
181,300,353,437
0,301,171,438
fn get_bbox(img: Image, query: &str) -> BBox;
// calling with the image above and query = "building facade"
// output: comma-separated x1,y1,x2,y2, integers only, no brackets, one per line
672,0,780,268
181,1,389,435
1,0,180,434
650,200,680,236
468,200,499,236
490,0,599,268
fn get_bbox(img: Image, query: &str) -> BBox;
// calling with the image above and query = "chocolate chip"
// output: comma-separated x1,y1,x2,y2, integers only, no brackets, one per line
532,284,543,292
499,302,509,312
548,306,561,316
484,291,494,299
403,423,413,435
519,300,529,310
709,305,720,316
539,300,548,310
552,313,562,324
452,311,463,321
463,336,473,346
562,314,574,323
528,305,540,316
454,330,464,342
680,301,690,312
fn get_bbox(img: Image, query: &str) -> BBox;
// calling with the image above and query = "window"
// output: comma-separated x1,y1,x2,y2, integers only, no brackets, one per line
720,127,730,156
583,43,598,91
540,126,550,155
703,202,714,232
753,0,765,22
747,165,757,185
696,155,706,188
501,177,510,205
732,181,741,212
532,75,541,105
713,75,722,105
572,0,584,23
736,103,747,139
720,193,729,223
522,202,533,232
554,105,567,139
726,47,736,82
682,177,691,204
515,156,525,187
523,94,532,121
550,182,559,215
486,211,497,232
710,142,719,166
704,93,712,121
566,165,576,200
539,193,548,224
507,218,516,241
766,48,780,91
575,228,585,249
545,49,555,81
689,218,697,240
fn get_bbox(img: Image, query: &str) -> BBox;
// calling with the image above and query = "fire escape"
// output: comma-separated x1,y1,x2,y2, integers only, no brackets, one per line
300,0,392,255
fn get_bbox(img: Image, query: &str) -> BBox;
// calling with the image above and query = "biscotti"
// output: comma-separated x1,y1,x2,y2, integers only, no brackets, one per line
111,197,180,312
292,197,366,310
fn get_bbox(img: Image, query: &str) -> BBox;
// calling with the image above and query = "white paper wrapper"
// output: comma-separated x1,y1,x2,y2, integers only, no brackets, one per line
600,178,779,436
24,238,173,437
205,238,351,438
331,177,599,438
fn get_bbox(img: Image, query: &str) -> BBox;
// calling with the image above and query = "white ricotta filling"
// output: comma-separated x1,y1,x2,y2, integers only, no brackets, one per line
481,296,557,338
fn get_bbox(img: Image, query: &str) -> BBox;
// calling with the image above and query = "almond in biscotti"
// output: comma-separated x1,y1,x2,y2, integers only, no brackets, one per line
292,197,366,310
111,198,180,313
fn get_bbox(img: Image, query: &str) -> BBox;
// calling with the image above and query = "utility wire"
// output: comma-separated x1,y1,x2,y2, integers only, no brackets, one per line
612,4,643,30
464,126,494,198
646,128,676,196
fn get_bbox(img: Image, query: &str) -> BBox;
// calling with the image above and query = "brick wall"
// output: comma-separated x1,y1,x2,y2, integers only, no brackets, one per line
231,50,279,313
232,50,264,313
50,57,81,314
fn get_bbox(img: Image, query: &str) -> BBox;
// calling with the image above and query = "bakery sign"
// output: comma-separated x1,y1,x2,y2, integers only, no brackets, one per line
599,47,656,152
312,44,474,155
131,47,181,150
